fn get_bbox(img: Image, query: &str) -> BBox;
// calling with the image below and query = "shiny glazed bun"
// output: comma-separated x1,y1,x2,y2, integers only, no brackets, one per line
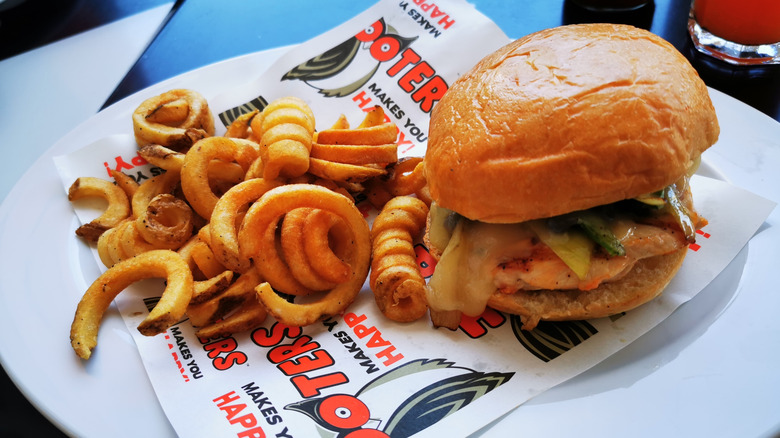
424,23,719,223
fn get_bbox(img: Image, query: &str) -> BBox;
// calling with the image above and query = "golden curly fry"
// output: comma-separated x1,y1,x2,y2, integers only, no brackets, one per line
96,220,128,267
70,250,194,360
134,194,194,250
225,109,259,139
131,170,181,219
132,89,214,150
244,156,265,180
69,89,442,348
176,235,202,275
306,107,399,184
415,184,433,207
191,271,234,305
370,196,430,322
300,208,353,284
210,178,280,273
68,177,131,242
328,114,350,129
138,144,186,172
364,178,395,211
110,170,139,199
206,161,246,197
310,142,398,165
97,193,193,267
315,118,397,145
280,208,352,291
119,219,157,258
195,297,267,339
307,159,387,183
239,184,371,326
362,157,429,210
251,97,315,180
239,184,366,296
181,136,259,219
190,239,227,279
385,157,426,196
358,105,388,128
95,224,119,267
310,177,354,201
187,268,262,327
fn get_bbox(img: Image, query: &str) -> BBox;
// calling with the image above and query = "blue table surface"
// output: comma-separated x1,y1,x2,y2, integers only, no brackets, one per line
102,0,779,119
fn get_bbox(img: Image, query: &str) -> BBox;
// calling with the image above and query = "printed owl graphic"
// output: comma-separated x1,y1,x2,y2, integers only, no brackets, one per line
285,358,513,438
282,18,417,97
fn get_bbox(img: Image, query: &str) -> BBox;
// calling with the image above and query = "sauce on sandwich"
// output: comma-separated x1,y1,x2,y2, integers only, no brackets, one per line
425,175,705,318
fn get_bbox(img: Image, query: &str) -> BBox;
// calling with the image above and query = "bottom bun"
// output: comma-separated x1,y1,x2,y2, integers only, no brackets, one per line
487,247,688,330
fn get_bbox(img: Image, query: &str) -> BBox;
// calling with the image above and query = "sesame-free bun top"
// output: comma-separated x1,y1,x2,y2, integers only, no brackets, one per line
425,23,719,223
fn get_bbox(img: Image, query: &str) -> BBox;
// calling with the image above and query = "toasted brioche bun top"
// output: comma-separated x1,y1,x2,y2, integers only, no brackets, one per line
425,23,719,223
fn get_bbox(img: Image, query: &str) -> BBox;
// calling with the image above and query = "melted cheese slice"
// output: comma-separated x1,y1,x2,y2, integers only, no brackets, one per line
426,219,536,316
424,211,658,317
425,175,696,318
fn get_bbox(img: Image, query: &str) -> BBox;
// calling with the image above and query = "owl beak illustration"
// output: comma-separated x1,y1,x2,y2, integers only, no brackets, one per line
284,359,513,438
285,395,384,438
282,18,418,97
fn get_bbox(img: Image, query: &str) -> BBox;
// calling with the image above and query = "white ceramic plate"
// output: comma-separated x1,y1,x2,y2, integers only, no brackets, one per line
0,47,778,438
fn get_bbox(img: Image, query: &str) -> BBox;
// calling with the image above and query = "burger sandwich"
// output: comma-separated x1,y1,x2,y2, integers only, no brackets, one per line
423,23,720,330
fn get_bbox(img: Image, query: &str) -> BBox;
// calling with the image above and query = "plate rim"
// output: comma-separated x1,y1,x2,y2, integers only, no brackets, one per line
1,46,778,437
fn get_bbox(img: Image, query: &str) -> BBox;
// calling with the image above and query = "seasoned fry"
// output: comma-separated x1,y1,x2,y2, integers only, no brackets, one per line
131,170,181,219
96,224,119,267
364,178,395,210
328,114,350,130
191,270,234,305
195,297,267,339
252,97,315,180
301,208,353,284
190,239,227,279
370,196,430,322
146,97,189,124
305,108,399,184
308,158,386,183
207,160,246,193
96,220,128,267
68,88,438,348
224,109,259,139
240,184,371,325
197,222,213,246
384,157,426,196
119,219,157,258
134,194,194,250
176,234,203,275
358,105,388,128
244,156,265,180
279,208,330,290
310,142,398,165
363,156,429,210
181,136,259,219
210,178,280,273
187,268,262,327
138,144,185,172
315,119,397,145
132,89,215,150
70,250,194,360
280,208,352,291
110,170,139,199
68,177,131,242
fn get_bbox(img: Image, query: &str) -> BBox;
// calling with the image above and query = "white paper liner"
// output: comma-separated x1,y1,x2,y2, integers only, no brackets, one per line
53,0,776,436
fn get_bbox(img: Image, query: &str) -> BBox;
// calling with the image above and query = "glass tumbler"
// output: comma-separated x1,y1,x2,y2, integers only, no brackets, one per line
688,0,780,65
